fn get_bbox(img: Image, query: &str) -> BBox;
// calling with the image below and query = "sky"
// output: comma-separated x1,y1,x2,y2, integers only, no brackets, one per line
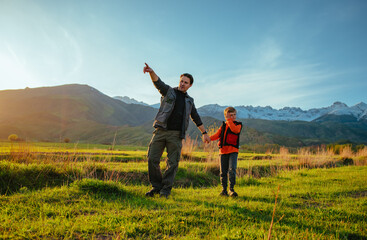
1,0,366,110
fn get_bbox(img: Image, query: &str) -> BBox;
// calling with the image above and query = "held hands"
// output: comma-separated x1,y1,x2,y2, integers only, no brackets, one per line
202,134,211,144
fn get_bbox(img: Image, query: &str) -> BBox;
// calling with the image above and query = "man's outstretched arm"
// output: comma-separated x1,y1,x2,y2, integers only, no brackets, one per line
143,63,158,82
143,62,169,96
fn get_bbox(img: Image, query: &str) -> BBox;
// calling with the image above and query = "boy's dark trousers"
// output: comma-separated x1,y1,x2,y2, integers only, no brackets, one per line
220,152,238,190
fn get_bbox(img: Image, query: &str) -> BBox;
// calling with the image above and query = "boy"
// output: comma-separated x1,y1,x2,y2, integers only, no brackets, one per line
209,107,242,197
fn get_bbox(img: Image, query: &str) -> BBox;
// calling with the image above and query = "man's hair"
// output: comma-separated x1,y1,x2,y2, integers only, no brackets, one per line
180,73,194,85
224,107,237,116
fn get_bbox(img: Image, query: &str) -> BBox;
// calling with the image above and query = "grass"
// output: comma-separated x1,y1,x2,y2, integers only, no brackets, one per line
1,141,367,239
1,167,366,239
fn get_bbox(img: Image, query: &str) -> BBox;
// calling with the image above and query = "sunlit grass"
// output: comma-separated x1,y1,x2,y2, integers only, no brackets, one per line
1,166,366,239
1,141,366,238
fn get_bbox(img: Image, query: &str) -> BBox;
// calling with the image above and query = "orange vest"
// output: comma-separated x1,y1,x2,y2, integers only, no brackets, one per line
210,119,242,155
219,121,242,149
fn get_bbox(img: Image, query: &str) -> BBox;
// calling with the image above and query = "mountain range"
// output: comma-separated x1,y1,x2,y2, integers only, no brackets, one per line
115,96,367,122
1,84,366,146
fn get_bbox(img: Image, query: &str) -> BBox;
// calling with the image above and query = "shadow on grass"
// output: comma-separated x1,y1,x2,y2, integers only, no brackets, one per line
271,212,367,240
180,197,273,227
237,177,262,187
238,188,367,239
1,160,224,195
72,179,167,210
0,162,72,195
174,168,219,188
73,178,127,197
179,193,366,240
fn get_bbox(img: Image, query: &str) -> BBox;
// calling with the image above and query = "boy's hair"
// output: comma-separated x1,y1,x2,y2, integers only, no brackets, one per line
180,73,194,85
224,107,236,116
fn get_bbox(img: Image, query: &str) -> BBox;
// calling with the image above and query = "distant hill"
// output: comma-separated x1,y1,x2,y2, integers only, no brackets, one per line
186,117,367,147
0,84,157,144
241,118,367,145
1,84,367,146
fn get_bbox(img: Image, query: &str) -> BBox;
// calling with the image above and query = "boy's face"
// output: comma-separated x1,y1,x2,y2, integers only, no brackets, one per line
225,111,237,121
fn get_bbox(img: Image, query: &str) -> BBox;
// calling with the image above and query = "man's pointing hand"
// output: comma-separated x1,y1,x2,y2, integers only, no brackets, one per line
143,63,153,74
143,63,158,82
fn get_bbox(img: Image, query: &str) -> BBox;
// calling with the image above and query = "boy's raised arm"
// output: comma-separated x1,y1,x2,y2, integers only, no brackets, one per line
226,118,242,134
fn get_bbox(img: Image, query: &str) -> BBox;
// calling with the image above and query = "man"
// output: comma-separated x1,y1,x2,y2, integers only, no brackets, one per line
143,63,210,198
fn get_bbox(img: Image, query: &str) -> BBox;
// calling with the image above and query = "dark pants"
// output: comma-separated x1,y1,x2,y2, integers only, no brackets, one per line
220,152,238,190
147,129,182,194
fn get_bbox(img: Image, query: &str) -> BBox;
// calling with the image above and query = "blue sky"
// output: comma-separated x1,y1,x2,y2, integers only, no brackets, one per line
1,0,366,109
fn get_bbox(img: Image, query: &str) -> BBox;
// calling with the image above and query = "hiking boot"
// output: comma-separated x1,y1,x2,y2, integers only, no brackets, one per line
229,188,238,197
219,189,228,196
145,188,161,197
159,192,170,198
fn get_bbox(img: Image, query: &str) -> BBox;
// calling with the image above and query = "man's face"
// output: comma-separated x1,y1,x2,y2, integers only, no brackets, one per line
178,76,192,92
226,112,237,121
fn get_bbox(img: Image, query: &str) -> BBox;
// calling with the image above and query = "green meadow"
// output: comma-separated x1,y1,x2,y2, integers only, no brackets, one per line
1,141,366,239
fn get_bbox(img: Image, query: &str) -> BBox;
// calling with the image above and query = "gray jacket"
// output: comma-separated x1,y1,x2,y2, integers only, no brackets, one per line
153,78,203,138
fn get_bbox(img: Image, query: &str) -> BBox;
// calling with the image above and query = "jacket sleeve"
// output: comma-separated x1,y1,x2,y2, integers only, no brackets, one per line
190,103,203,127
226,119,242,134
153,78,170,96
210,126,222,141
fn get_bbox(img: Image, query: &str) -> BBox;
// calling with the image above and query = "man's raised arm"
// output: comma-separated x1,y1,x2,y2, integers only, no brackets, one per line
143,63,158,82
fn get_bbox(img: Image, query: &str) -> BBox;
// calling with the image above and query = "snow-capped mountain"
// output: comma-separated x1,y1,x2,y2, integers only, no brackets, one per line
114,96,160,108
197,102,367,122
114,96,149,106
113,96,367,122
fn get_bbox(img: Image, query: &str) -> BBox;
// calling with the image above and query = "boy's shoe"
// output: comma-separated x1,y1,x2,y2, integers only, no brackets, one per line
219,190,228,196
229,188,238,197
145,188,161,197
